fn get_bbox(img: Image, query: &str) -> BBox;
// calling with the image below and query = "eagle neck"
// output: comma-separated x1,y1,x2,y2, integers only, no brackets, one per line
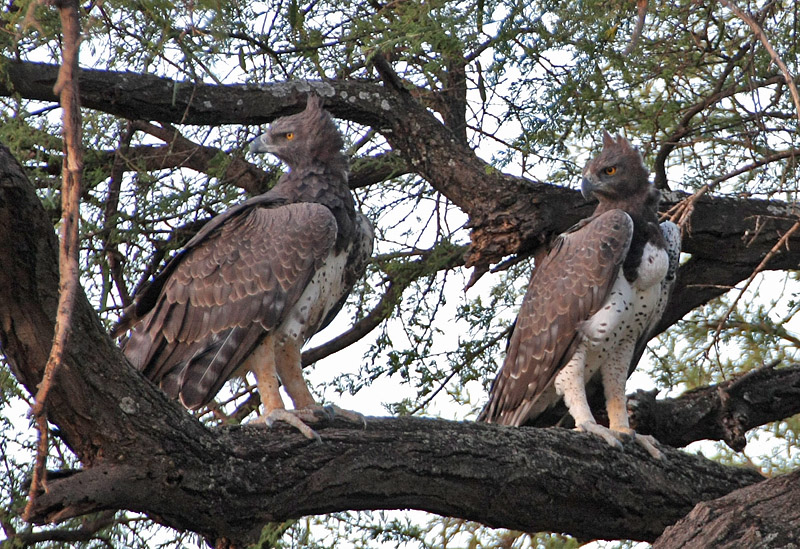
271,161,358,253
593,186,663,283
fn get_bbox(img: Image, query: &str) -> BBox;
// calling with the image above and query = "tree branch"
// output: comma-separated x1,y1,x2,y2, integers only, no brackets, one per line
3,59,799,291
654,469,800,548
719,0,800,124
24,0,84,521
23,418,765,546
629,362,800,450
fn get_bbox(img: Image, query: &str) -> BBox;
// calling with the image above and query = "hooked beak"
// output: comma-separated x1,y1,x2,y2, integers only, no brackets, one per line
580,177,597,201
249,133,273,154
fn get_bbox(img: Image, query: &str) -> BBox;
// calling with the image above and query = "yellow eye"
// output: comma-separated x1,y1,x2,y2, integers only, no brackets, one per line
603,166,617,175
285,132,295,140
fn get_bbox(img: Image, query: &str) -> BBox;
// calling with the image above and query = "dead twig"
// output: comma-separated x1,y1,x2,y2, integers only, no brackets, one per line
695,219,800,373
23,0,83,521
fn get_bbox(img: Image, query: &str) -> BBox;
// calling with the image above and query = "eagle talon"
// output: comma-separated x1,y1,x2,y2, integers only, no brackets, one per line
576,422,624,450
258,409,322,442
631,432,665,460
323,404,367,429
612,426,664,459
578,423,664,459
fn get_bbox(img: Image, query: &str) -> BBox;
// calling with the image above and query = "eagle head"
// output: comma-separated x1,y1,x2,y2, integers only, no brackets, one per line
581,131,650,202
250,94,345,171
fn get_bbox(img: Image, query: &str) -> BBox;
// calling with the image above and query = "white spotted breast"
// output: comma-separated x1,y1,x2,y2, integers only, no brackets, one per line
276,249,350,345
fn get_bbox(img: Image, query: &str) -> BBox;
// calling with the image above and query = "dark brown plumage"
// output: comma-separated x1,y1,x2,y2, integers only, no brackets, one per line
478,132,680,458
119,95,373,437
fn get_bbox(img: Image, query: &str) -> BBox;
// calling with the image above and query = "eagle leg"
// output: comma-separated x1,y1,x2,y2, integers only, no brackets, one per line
247,336,322,440
601,348,665,460
554,349,609,433
274,340,366,430
256,339,367,438
601,344,634,433
274,339,316,409
555,350,663,458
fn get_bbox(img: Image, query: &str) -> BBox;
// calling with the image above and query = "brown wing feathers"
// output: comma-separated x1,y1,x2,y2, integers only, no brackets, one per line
478,209,633,425
124,202,337,409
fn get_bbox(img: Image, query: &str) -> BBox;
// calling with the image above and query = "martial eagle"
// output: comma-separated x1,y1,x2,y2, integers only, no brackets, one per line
118,95,374,438
478,132,681,458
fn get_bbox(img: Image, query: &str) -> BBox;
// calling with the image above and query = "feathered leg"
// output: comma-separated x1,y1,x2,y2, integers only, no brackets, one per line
554,349,624,450
602,345,664,460
274,339,366,431
246,335,322,440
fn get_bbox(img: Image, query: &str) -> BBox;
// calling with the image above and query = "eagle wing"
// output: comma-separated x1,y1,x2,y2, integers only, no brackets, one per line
123,200,338,409
478,209,633,426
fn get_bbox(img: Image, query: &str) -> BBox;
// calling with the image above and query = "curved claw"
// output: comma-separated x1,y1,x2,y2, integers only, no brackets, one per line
576,421,624,450
254,405,367,441
257,409,322,442
324,404,367,429
576,422,664,460
631,432,665,460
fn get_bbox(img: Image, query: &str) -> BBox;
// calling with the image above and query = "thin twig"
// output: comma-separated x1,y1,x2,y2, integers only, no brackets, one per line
719,0,800,124
23,0,83,521
698,218,800,370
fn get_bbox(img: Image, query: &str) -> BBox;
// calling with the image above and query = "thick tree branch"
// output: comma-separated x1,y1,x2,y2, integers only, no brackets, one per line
629,363,800,450
4,60,799,295
24,418,763,545
0,59,392,128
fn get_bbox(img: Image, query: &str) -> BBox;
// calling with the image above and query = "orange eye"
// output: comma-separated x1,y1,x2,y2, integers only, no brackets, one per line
285,132,295,140
603,166,617,175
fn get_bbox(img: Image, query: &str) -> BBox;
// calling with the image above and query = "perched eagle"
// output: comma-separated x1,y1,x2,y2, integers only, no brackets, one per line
119,95,374,438
478,132,680,458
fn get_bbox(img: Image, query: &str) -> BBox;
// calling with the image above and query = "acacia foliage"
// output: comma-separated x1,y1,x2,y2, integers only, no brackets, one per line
0,0,799,547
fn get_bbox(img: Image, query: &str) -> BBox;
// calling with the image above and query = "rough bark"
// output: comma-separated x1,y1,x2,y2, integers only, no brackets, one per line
654,469,800,548
0,137,783,548
27,418,764,545
629,363,800,451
